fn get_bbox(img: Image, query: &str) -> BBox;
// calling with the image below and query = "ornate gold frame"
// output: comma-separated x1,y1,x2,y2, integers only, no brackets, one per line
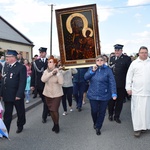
55,4,101,68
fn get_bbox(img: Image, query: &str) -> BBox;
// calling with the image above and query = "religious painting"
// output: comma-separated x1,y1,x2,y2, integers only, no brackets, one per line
55,4,101,68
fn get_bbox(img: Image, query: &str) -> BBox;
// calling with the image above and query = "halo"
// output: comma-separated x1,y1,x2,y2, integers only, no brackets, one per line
82,27,93,37
66,13,88,34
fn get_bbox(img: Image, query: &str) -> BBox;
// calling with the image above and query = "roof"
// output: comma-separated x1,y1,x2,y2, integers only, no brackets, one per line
0,16,34,46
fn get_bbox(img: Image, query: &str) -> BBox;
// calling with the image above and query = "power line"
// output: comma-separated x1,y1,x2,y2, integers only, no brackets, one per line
99,3,150,10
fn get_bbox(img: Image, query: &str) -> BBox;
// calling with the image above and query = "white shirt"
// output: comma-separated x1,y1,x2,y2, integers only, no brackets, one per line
10,61,17,67
126,57,150,96
41,58,46,63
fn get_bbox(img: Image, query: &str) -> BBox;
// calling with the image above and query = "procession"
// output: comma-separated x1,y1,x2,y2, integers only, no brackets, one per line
0,1,150,150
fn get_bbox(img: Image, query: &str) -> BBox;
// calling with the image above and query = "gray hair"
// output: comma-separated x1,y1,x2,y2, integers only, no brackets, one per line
96,55,105,61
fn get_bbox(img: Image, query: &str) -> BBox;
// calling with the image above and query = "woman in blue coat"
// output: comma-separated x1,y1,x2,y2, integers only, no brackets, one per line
84,55,117,135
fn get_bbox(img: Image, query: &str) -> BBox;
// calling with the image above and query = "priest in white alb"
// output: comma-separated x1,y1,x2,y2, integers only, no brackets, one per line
126,46,150,137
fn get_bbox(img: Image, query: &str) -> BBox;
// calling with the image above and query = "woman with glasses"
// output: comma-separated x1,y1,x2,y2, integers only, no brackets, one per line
84,55,117,135
41,56,63,133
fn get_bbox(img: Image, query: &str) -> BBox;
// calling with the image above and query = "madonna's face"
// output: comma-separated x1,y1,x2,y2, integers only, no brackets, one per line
71,17,83,33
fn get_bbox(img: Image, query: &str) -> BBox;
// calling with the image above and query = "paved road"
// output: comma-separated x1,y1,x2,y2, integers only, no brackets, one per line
0,99,150,150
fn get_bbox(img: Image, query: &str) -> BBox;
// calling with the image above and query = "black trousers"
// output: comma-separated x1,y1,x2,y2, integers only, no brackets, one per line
4,99,26,133
33,86,38,96
62,87,73,112
38,89,49,120
108,88,126,119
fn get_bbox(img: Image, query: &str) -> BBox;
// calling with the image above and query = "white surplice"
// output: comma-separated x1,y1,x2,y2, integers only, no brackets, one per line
126,57,150,131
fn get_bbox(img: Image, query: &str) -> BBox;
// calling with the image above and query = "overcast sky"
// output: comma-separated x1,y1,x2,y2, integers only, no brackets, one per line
0,0,150,56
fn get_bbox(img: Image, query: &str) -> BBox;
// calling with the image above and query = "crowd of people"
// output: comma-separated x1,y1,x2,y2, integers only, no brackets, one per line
0,44,150,138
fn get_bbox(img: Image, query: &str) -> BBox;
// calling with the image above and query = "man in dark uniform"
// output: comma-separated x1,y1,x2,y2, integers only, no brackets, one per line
108,44,131,123
31,47,49,123
0,50,27,133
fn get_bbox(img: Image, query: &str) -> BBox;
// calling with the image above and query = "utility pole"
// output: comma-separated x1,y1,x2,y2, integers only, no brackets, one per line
49,4,53,56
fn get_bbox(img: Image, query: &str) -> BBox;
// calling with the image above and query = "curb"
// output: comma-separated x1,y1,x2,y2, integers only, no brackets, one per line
12,99,42,119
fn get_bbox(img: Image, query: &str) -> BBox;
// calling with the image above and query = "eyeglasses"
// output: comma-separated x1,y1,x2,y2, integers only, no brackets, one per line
96,59,104,62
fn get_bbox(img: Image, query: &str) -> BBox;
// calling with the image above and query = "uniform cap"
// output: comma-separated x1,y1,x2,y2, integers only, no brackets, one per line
114,44,124,50
6,49,18,57
39,47,47,52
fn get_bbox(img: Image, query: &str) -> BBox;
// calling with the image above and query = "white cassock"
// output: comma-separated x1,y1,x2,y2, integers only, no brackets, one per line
126,57,150,131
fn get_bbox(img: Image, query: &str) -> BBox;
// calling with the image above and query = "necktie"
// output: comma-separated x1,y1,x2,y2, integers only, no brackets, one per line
42,58,44,63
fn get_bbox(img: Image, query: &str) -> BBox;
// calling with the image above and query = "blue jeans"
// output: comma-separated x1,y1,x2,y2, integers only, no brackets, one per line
73,82,86,109
25,90,30,101
90,100,109,129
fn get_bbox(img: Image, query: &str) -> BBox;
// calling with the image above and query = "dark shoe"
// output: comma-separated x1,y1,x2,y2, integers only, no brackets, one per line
42,119,47,123
78,108,82,112
141,130,146,133
16,127,23,133
33,95,37,98
108,116,113,121
96,128,101,136
114,118,121,124
93,124,96,129
52,124,56,132
55,124,60,133
134,131,141,137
